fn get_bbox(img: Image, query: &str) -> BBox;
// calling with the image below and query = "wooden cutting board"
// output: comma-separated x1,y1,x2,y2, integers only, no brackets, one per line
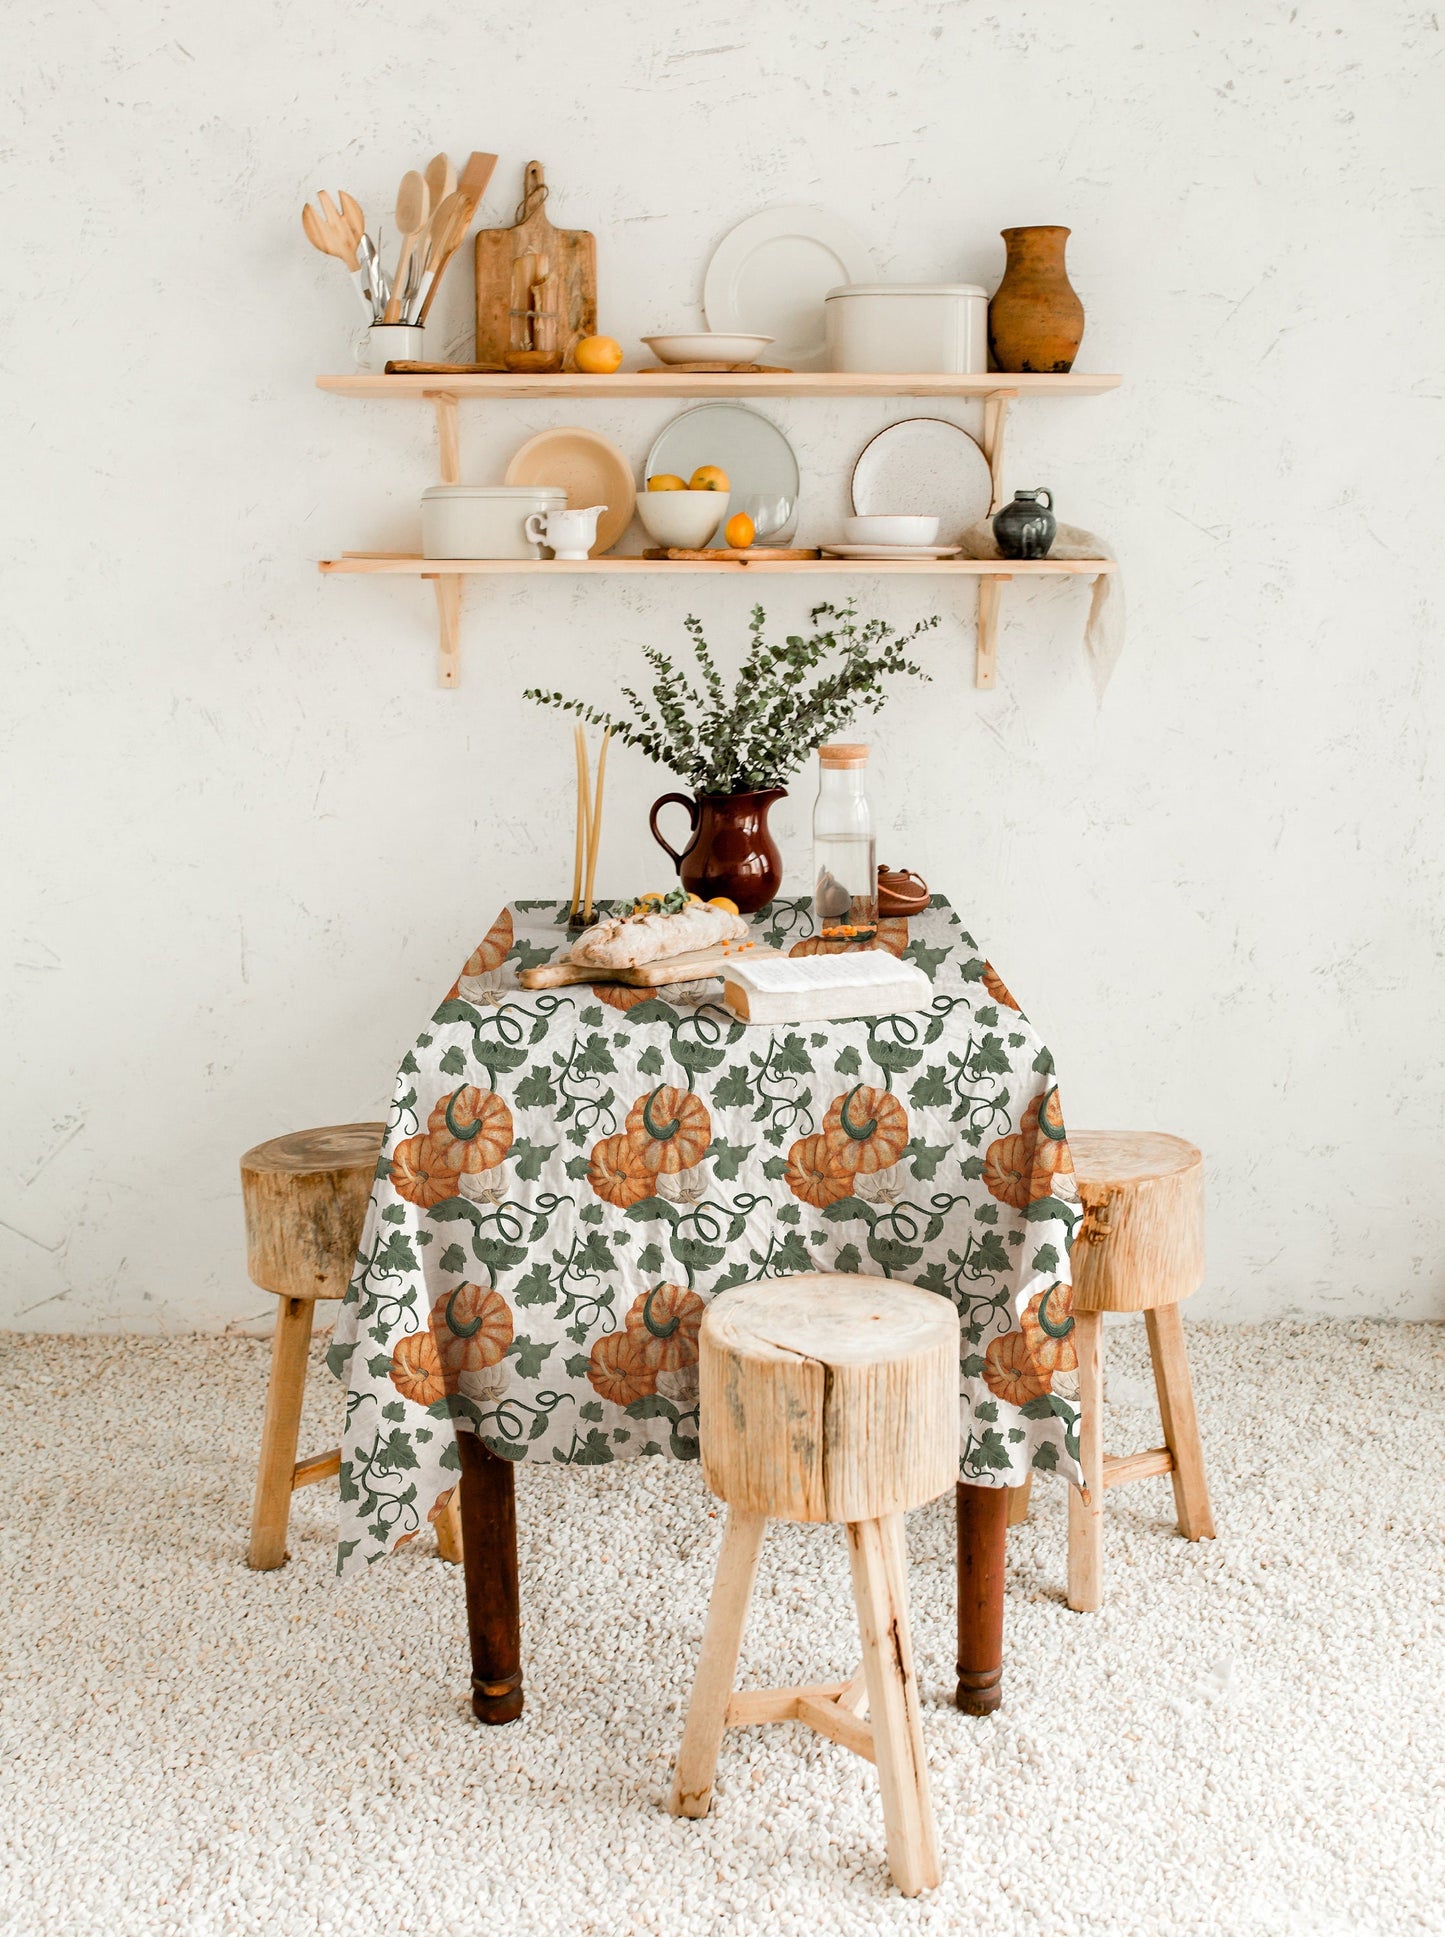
641,547,820,562
518,943,783,991
475,161,597,370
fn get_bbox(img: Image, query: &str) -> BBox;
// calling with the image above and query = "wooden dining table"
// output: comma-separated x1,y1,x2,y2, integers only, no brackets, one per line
328,897,1084,1719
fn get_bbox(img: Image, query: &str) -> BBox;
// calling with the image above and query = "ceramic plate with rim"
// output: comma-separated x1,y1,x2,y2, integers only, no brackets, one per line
646,404,801,546
821,542,963,559
849,418,993,545
642,332,774,366
704,206,874,371
504,427,636,554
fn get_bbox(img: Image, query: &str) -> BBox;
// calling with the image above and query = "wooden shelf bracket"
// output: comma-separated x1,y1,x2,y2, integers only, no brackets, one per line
975,573,1011,690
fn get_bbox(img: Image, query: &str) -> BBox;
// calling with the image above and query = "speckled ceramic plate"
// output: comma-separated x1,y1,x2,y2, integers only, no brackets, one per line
504,428,635,554
849,418,992,545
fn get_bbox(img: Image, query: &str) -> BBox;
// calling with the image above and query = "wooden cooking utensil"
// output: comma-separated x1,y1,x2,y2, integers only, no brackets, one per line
475,161,597,370
415,151,498,326
383,172,429,323
407,189,466,322
518,942,782,991
641,547,821,561
424,152,456,213
301,193,360,270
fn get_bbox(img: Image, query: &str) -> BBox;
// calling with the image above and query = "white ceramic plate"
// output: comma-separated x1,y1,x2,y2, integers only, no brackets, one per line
821,543,963,559
849,418,993,545
704,206,874,371
504,427,636,554
642,333,774,366
646,405,800,546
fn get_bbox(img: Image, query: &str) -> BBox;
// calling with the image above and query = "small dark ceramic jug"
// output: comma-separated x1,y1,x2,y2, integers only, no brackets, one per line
648,788,786,913
993,488,1056,560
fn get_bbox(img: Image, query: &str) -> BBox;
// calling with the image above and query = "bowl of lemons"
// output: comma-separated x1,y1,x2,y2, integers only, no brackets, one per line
636,467,733,548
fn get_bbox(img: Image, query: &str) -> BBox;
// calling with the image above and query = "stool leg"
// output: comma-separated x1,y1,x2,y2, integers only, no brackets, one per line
247,1295,315,1570
670,1507,767,1819
1005,1474,1033,1526
458,1433,524,1724
434,1482,464,1563
1145,1304,1216,1541
955,1481,1007,1713
847,1513,940,1897
1066,1309,1105,1612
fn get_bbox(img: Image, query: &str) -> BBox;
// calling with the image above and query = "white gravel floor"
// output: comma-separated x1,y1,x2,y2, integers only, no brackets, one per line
2,1320,1442,1937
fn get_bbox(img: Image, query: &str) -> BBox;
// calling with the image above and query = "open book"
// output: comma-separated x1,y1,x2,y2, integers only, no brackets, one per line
721,949,933,1025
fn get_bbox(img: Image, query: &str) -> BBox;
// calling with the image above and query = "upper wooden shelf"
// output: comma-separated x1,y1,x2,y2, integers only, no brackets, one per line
316,371,1122,402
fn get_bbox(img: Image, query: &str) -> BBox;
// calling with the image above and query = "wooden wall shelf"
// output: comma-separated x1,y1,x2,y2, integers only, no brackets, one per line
315,371,1121,688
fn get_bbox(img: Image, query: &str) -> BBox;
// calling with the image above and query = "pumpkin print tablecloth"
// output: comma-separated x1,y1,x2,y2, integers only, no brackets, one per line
328,898,1084,1574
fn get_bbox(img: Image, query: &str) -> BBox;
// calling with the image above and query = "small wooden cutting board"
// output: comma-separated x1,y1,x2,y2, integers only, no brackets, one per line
641,547,820,562
518,943,783,991
475,161,596,369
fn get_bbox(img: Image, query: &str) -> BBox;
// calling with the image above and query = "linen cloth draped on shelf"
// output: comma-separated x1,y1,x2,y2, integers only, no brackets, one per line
959,519,1124,699
328,897,1085,1575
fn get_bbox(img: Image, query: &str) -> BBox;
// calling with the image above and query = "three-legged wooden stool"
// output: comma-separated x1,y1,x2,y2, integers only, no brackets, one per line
669,1275,959,1898
1056,1130,1215,1611
240,1123,415,1570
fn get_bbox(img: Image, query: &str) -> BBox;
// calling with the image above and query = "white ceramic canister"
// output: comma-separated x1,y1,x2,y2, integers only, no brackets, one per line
421,485,567,560
824,284,988,374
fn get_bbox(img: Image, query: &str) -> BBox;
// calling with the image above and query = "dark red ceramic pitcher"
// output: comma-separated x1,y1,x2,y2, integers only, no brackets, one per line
648,789,786,913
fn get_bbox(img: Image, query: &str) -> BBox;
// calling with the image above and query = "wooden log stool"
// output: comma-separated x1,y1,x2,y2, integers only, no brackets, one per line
669,1275,959,1898
240,1123,427,1570
1049,1130,1215,1611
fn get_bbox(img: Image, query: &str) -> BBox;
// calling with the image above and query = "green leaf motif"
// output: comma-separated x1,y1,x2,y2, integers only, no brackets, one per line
903,940,950,979
510,940,558,970
834,1242,863,1274
579,1006,604,1026
515,1066,558,1108
438,1243,467,1274
1032,1243,1060,1273
868,1037,922,1075
637,1045,665,1077
672,1235,725,1274
772,1232,813,1275
625,1392,680,1423
909,1065,952,1108
510,1138,556,1182
976,1400,999,1423
564,1155,591,1180
1024,1196,1075,1224
382,1400,405,1423
975,1203,998,1224
957,957,986,983
578,1203,603,1225
508,1334,555,1379
1032,1047,1055,1076
513,1264,556,1307
973,1231,1011,1275
565,1353,591,1379
709,1260,754,1295
762,1154,789,1180
575,1231,618,1274
705,1137,753,1181
975,1005,999,1027
381,1204,405,1225
961,1353,986,1378
569,1429,615,1465
626,1196,678,1225
868,1233,923,1273
636,1242,665,1275
673,1038,725,1076
834,1045,862,1076
575,1033,617,1078
713,1063,753,1108
1032,1441,1061,1471
810,1032,828,1047
775,1203,801,1225
904,1137,948,1181
966,1428,1013,1473
773,1034,814,1076
439,1045,467,1077
969,1034,1010,1078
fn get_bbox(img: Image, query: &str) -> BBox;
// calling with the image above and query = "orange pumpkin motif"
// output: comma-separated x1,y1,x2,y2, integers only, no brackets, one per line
1020,1281,1077,1375
982,1131,1044,1211
789,917,908,961
624,1283,706,1373
982,962,1020,1010
390,1134,458,1209
624,1086,713,1175
593,981,655,1012
460,909,513,978
587,1328,658,1406
429,1282,513,1377
784,1131,852,1209
821,1085,910,1175
390,1328,447,1406
1019,1086,1074,1189
982,1329,1052,1407
428,1086,514,1173
587,1132,654,1208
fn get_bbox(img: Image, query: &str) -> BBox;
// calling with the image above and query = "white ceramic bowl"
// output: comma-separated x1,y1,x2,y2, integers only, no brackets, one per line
642,332,774,366
637,488,727,548
842,514,940,547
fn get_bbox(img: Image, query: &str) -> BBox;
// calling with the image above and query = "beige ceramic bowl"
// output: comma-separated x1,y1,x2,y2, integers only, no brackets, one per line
636,488,726,549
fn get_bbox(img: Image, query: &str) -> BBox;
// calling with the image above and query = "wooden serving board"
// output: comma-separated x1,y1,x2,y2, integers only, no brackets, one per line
641,547,821,562
518,942,783,991
475,162,596,370
635,362,794,374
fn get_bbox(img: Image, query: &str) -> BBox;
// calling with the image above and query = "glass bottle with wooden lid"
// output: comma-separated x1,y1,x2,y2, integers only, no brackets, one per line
813,743,877,943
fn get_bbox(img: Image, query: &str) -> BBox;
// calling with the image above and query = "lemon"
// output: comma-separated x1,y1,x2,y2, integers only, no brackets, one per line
707,896,740,915
724,512,755,550
574,335,623,374
690,465,730,492
647,474,688,492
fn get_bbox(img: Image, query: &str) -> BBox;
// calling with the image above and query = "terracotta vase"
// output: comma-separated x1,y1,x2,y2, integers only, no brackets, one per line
648,788,786,913
987,226,1085,374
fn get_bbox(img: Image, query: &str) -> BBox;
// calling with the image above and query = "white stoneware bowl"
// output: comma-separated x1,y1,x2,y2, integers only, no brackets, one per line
636,489,727,548
642,333,774,366
843,514,940,547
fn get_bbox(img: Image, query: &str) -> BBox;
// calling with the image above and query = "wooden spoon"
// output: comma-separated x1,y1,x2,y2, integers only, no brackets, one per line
383,172,429,323
415,189,482,325
424,152,456,212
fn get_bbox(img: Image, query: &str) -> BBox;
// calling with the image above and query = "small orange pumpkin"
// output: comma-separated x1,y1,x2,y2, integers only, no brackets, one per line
783,1132,851,1209
982,1329,1052,1407
587,1132,654,1208
1020,1281,1077,1375
624,1283,706,1373
982,962,1020,1010
389,1134,458,1209
624,1086,713,1174
980,1131,1034,1211
429,1283,514,1375
390,1328,447,1406
428,1086,514,1173
587,1328,658,1406
821,1085,910,1175
1019,1086,1074,1191
460,908,513,978
593,981,655,1012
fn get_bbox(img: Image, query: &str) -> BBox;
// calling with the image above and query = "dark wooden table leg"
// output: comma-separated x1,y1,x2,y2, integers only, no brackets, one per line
457,1432,524,1724
956,1480,1007,1714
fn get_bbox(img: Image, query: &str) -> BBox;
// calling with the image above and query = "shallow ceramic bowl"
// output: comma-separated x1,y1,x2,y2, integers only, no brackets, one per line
637,488,727,548
843,514,940,547
643,333,774,366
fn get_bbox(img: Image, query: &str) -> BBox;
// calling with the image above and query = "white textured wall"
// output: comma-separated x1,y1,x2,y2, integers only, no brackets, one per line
4,1,1441,1330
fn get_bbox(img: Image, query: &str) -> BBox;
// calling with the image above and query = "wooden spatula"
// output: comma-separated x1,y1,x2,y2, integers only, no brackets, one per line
383,172,429,323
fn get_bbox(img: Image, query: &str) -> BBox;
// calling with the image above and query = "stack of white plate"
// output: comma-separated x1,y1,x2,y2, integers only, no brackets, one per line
822,515,960,561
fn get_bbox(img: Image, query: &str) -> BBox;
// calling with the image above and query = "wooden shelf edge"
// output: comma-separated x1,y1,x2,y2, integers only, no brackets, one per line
316,370,1122,401
319,553,1115,577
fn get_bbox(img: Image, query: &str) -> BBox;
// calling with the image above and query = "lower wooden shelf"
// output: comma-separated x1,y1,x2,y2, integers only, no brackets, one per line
318,552,1116,689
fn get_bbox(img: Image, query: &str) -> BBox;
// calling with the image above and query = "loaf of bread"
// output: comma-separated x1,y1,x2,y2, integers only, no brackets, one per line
569,905,749,970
